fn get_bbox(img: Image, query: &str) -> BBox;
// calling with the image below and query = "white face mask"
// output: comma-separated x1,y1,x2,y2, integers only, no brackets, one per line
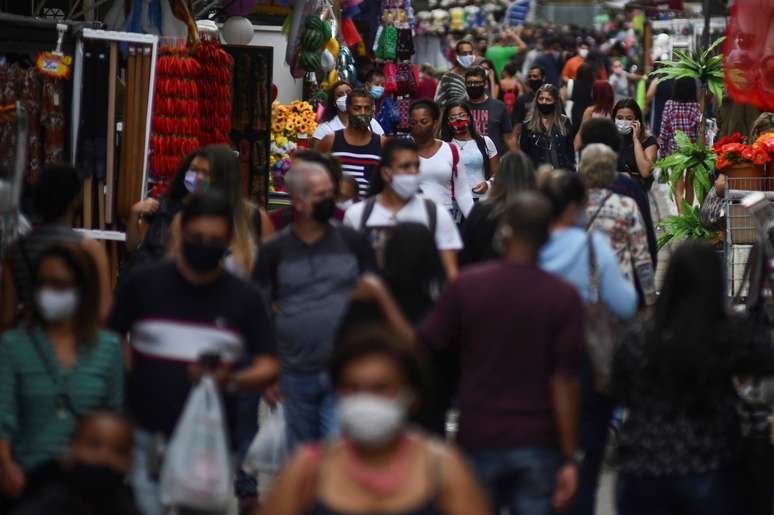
457,55,476,69
337,393,407,446
578,48,589,59
337,199,354,211
390,173,420,200
336,95,348,113
35,288,80,323
615,119,633,135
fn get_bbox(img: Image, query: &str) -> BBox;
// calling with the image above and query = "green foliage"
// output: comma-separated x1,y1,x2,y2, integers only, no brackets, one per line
651,36,726,107
654,130,717,205
657,201,718,251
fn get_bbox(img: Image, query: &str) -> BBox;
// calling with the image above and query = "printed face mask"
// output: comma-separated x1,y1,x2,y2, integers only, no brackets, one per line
616,119,633,135
449,120,469,133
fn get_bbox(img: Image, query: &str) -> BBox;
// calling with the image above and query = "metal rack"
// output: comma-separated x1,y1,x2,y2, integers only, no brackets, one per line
725,177,774,297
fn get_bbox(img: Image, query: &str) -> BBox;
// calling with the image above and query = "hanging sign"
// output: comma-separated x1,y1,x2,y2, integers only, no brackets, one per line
36,52,72,79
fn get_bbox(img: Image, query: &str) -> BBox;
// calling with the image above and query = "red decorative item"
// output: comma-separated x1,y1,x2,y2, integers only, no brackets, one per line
724,0,774,112
195,39,233,146
341,18,362,48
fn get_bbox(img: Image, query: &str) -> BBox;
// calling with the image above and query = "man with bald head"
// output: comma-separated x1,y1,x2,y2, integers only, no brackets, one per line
253,161,375,451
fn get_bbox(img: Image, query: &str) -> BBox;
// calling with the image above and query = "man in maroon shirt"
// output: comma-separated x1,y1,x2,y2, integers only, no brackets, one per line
363,191,584,515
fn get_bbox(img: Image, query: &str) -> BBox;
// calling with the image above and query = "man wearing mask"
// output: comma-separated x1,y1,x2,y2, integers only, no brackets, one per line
512,66,546,150
109,193,279,515
465,67,515,155
435,40,475,109
562,41,590,83
343,138,463,279
317,89,386,197
254,162,375,452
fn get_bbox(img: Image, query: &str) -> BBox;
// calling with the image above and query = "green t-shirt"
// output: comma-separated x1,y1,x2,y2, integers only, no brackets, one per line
0,327,123,471
485,46,520,78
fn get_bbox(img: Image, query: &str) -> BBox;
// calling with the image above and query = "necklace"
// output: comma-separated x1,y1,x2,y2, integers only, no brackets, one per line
343,434,414,496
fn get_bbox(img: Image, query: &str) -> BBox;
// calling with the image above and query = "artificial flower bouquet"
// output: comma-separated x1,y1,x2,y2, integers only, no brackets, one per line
270,100,317,193
713,132,771,171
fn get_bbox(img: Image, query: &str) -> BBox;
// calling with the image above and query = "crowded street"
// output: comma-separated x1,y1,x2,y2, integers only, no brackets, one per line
1,0,774,514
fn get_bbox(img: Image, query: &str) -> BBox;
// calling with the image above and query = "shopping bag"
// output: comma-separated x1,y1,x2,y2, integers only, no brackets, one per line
243,403,288,474
159,376,232,511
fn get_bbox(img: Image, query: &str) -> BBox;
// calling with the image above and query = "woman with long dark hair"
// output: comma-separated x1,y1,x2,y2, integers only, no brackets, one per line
574,80,614,150
459,151,536,265
613,98,658,190
0,244,123,500
520,84,575,170
312,81,384,145
440,101,499,200
569,63,594,136
612,241,747,515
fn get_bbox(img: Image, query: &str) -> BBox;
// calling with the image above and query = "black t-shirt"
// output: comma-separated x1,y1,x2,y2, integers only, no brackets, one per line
511,92,535,126
108,260,275,437
467,98,513,156
618,135,658,188
460,202,500,266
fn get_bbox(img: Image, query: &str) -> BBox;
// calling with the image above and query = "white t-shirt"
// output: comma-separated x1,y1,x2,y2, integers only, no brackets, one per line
419,141,475,218
452,136,497,198
312,115,385,140
343,195,463,251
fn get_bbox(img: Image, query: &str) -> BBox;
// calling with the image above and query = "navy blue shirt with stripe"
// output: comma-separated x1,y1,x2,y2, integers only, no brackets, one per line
330,129,382,196
108,260,275,438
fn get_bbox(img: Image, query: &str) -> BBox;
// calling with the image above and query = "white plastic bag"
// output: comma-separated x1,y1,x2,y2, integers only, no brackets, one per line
242,403,288,474
160,376,232,511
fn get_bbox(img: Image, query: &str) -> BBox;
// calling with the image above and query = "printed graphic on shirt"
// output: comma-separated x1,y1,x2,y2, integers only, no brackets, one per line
471,109,489,137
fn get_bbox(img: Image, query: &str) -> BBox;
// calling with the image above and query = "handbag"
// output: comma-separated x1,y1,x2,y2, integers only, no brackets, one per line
699,186,725,232
584,233,624,393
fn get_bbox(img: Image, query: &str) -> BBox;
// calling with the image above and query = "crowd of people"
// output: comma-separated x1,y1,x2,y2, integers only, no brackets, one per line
2,19,774,515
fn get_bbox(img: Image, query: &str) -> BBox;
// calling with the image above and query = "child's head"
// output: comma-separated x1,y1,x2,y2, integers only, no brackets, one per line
68,412,134,474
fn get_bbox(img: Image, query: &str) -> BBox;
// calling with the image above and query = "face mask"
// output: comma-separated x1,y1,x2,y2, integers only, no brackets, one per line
337,199,354,211
537,102,555,115
390,173,420,200
578,48,589,58
616,119,633,135
35,288,79,323
184,170,198,193
466,85,485,99
449,120,469,133
68,463,125,495
350,114,372,129
336,95,348,112
182,240,227,273
312,197,336,223
527,79,544,92
370,86,385,100
337,393,407,446
457,55,476,69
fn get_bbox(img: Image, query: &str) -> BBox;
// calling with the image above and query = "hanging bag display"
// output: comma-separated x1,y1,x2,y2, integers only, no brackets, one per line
159,376,231,512
396,62,417,96
383,63,398,97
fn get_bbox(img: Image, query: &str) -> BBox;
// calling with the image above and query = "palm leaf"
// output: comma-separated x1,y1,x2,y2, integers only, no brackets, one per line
701,36,726,61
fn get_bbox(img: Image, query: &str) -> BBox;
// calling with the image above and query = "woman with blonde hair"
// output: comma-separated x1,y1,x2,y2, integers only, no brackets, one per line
519,84,575,170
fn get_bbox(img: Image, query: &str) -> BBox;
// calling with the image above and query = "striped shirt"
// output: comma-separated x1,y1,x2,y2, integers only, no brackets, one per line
0,327,123,471
330,130,382,196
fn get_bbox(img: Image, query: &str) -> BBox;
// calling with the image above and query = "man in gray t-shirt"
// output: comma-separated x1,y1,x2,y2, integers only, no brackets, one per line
464,68,514,155
253,161,374,451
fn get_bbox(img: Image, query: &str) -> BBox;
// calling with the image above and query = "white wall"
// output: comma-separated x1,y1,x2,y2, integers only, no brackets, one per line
248,25,302,105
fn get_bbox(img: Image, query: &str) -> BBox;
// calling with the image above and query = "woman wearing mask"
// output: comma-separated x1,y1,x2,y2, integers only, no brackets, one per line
613,99,658,191
520,84,575,170
409,100,474,221
538,169,637,515
573,80,614,150
168,145,273,278
580,144,655,307
613,241,753,515
313,81,385,145
258,326,491,515
0,244,123,500
440,102,499,200
460,151,536,265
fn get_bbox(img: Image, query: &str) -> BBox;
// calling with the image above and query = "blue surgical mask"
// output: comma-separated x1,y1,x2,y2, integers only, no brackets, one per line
370,86,385,100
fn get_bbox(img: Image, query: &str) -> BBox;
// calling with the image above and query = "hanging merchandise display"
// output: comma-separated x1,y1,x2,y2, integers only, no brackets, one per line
195,38,233,146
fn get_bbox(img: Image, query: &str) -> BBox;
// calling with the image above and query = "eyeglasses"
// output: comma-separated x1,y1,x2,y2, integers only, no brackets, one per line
449,115,469,122
466,82,485,87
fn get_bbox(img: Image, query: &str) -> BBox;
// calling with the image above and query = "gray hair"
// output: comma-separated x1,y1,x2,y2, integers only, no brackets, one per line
579,143,618,188
285,162,329,198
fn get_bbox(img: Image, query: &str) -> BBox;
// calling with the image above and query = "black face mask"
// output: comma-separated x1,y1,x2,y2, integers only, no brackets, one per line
537,102,555,115
350,114,372,129
466,85,485,99
527,79,544,92
182,240,227,273
312,197,336,223
68,463,126,496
